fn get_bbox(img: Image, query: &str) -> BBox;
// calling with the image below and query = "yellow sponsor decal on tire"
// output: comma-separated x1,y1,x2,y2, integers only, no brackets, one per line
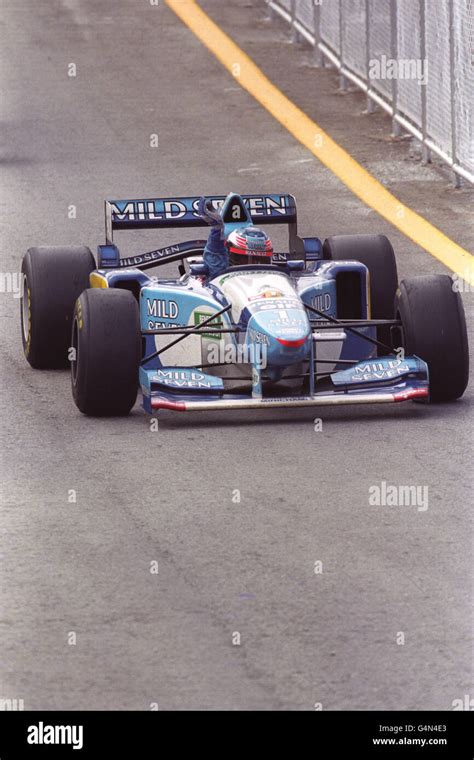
75,300,83,330
21,275,32,355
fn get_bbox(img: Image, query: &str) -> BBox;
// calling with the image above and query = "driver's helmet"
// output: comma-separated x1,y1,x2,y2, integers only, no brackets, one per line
226,226,273,267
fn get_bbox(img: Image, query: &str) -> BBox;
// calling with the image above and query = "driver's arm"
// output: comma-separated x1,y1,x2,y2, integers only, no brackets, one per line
203,226,229,279
198,197,229,279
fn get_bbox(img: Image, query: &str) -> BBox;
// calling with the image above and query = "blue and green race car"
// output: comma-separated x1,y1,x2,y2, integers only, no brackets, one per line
20,192,469,415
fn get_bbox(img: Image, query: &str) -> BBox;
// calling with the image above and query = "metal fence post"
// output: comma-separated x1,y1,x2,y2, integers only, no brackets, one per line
390,0,402,136
312,0,324,67
365,0,375,112
448,0,461,186
291,0,300,43
339,0,348,90
419,0,431,163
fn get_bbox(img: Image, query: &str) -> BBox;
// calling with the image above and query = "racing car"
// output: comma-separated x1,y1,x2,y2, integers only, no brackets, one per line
20,192,469,415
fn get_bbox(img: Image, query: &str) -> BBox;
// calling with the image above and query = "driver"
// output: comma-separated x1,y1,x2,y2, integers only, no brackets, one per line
198,196,273,279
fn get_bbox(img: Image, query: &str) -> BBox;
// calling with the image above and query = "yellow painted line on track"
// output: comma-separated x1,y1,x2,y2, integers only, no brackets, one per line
165,0,473,285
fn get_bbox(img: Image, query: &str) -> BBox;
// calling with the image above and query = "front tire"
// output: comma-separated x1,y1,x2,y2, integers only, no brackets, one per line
71,289,141,416
396,275,469,402
21,246,95,368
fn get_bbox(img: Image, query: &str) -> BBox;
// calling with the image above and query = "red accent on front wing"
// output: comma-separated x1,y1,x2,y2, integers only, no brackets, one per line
151,397,187,411
392,388,429,402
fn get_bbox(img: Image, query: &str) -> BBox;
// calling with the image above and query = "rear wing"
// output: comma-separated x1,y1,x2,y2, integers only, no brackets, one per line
105,193,303,252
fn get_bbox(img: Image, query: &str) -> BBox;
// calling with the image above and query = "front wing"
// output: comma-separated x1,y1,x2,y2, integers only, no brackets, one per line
140,357,429,413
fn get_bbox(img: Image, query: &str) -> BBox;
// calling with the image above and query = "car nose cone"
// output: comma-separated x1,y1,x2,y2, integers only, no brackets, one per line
246,309,311,366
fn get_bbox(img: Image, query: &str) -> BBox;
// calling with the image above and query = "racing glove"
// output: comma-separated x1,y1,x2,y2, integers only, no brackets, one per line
198,196,225,233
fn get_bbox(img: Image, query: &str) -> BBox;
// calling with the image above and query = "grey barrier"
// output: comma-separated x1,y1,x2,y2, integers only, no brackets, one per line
266,0,474,186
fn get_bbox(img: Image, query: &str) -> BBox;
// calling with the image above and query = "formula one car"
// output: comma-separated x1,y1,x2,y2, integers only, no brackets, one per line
20,192,469,415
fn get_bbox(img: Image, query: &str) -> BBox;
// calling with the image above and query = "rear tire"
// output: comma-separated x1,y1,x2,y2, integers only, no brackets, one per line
21,246,95,368
323,234,398,352
71,289,141,416
396,275,469,402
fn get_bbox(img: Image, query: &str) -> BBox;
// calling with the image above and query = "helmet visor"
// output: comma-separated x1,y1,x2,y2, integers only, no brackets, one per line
228,245,273,268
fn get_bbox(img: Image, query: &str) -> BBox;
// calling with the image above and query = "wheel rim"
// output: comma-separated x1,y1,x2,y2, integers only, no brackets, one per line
21,275,30,344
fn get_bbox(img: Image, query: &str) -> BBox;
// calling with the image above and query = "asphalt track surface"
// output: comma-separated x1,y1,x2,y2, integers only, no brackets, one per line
1,0,472,710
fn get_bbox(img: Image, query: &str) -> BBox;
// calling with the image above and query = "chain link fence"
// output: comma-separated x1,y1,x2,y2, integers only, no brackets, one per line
265,0,474,186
